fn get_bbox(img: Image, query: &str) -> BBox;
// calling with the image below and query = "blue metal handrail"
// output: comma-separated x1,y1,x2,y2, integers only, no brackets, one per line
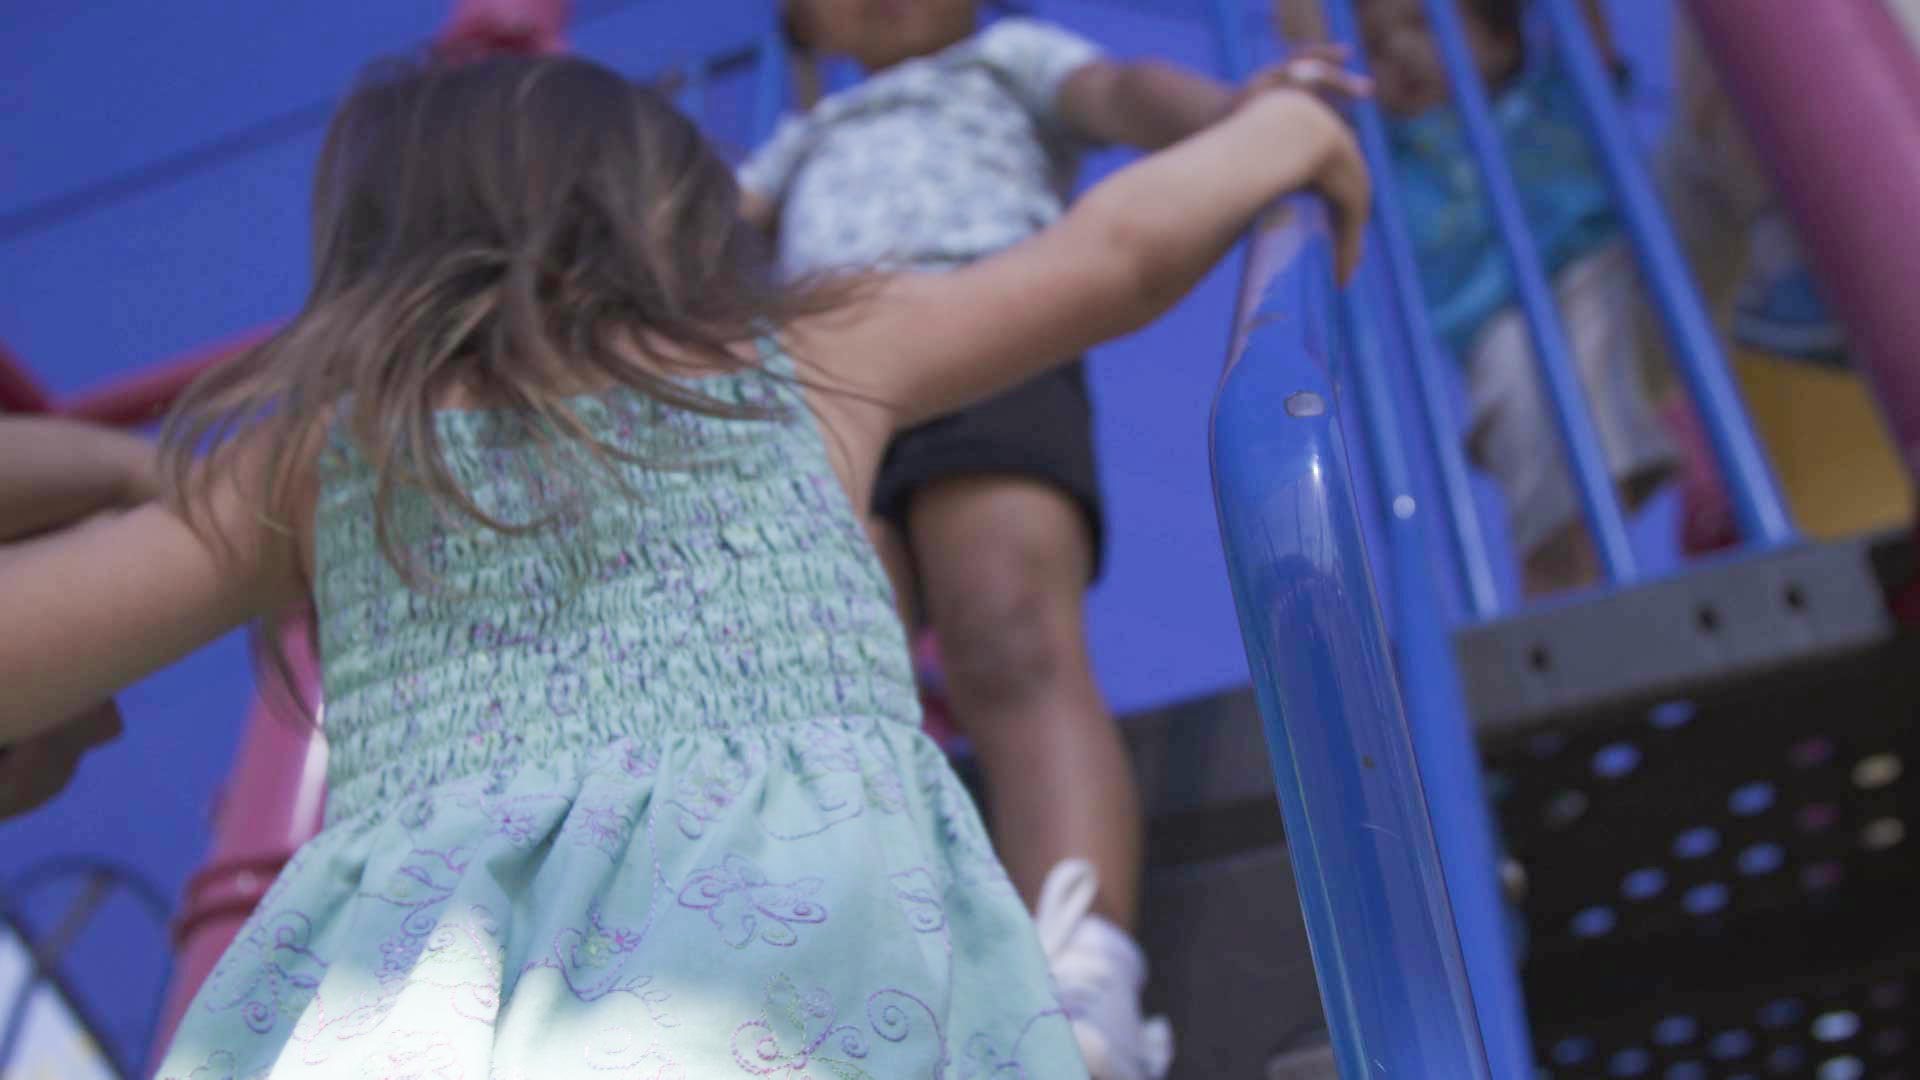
1211,197,1495,1077
1211,0,1807,1072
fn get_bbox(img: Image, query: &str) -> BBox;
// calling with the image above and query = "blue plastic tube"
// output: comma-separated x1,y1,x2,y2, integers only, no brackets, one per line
1211,199,1494,1077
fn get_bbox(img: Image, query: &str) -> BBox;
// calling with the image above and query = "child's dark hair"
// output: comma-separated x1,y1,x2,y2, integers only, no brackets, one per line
1472,0,1526,40
781,0,1027,53
161,54,855,577
1464,0,1528,80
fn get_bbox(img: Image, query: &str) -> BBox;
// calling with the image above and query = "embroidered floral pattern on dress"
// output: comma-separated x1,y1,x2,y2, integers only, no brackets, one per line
731,975,892,1078
198,911,328,1035
678,854,828,949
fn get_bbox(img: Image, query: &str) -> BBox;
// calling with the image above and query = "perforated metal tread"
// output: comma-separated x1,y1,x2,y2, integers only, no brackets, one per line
1458,533,1907,741
1487,621,1919,1077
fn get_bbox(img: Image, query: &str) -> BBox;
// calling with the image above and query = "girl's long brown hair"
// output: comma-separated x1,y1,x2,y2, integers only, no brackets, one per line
161,53,852,579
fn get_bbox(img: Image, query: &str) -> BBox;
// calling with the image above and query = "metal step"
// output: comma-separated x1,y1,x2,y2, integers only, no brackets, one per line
945,537,1919,1075
1457,532,1910,743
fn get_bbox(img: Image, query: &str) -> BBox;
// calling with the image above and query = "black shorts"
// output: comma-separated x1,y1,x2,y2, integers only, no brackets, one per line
871,360,1107,580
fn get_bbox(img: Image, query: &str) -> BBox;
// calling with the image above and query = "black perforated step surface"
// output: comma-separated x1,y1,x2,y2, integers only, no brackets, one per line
939,538,1917,1077
1479,536,1919,1078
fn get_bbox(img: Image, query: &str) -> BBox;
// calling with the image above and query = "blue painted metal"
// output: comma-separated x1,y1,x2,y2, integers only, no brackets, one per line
1338,251,1539,1078
1415,0,1639,584
1309,0,1504,620
751,26,787,146
1207,0,1253,79
1539,0,1797,550
1211,197,1493,1078
675,57,708,128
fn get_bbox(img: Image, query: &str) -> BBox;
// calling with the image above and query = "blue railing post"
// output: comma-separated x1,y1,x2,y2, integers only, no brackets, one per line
1212,198,1494,1078
1538,0,1796,550
675,57,708,129
1337,252,1539,1078
1311,0,1504,620
1206,0,1254,83
751,26,787,146
1415,0,1640,585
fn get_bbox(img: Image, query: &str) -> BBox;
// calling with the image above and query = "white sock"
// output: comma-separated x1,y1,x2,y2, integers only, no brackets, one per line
1035,859,1174,1080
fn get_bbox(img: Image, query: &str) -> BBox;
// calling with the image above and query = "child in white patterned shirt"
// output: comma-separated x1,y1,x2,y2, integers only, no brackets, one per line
741,4,1368,1077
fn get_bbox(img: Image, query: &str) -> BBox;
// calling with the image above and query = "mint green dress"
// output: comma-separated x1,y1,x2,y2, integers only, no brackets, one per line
153,347,1088,1079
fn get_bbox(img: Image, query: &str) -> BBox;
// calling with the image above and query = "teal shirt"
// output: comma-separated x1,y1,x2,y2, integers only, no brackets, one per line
1387,54,1621,353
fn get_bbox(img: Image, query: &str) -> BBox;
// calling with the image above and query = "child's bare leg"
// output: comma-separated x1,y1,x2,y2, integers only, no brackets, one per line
1522,522,1600,597
908,476,1142,930
1521,477,1668,598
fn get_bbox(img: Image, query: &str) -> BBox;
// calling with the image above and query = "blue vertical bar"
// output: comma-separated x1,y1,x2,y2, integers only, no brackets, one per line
675,58,708,129
1212,198,1492,1078
1416,0,1639,584
1207,0,1253,79
1339,254,1538,1078
1311,0,1505,620
751,26,787,145
1539,0,1796,549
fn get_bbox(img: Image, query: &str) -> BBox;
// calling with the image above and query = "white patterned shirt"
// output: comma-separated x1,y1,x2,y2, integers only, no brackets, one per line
739,17,1105,276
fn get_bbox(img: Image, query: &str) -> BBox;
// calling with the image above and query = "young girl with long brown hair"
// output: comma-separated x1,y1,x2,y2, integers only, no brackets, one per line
0,52,1364,1077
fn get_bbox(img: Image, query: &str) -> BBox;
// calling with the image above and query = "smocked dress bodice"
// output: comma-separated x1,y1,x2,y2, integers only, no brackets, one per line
312,359,918,822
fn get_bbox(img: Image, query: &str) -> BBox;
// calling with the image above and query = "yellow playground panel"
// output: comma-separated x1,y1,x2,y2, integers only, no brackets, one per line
1736,351,1915,539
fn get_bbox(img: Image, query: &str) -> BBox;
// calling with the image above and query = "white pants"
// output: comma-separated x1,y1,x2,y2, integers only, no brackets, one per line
1466,243,1680,556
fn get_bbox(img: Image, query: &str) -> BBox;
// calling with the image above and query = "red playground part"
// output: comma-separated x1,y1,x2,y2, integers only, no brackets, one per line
147,620,327,1064
65,328,270,427
436,0,572,62
1683,0,1920,618
913,632,966,750
1660,395,1739,556
0,341,53,414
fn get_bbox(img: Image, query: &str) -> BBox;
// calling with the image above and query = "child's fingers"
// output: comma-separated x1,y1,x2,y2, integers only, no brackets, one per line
1266,56,1374,104
1319,139,1373,285
61,700,123,751
0,738,82,820
1290,43,1353,65
0,702,120,820
1334,209,1366,285
1286,59,1375,100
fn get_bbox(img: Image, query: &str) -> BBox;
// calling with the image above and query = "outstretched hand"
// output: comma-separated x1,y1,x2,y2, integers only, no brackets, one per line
0,700,122,821
1235,44,1375,109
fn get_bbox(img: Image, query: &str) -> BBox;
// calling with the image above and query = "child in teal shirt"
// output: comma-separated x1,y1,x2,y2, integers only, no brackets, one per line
1358,0,1676,595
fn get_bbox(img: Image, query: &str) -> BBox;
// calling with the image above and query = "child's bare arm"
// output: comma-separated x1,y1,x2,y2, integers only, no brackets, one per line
813,88,1368,430
741,190,779,235
0,443,305,745
0,417,157,543
1058,51,1370,150
1057,60,1236,150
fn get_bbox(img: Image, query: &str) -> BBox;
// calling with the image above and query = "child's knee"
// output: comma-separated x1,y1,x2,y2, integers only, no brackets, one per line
930,552,1086,707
